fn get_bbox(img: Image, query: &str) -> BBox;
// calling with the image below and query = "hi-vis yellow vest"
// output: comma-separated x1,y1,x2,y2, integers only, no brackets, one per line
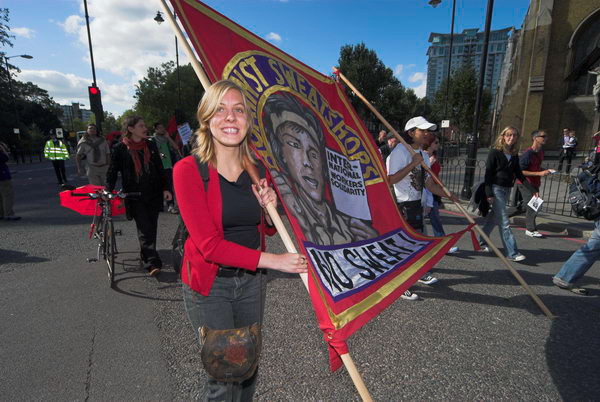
44,140,69,160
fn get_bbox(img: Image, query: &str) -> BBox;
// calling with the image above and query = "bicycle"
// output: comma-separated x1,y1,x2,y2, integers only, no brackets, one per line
72,189,139,287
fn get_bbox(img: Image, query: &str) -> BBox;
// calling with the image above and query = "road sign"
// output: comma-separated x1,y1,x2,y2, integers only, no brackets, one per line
56,128,64,138
441,120,450,128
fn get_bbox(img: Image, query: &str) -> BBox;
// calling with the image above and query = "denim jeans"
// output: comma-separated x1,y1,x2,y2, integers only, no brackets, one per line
428,199,446,237
554,219,600,285
479,185,520,258
182,270,266,402
516,183,539,232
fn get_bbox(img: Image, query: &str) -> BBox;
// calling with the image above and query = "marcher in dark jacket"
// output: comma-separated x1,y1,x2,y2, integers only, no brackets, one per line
479,126,536,262
106,116,172,276
0,141,20,220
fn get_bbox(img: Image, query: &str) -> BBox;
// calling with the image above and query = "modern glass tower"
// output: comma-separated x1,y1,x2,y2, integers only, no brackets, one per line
426,27,514,104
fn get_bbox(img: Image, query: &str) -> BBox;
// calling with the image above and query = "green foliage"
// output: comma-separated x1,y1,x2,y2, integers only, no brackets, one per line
133,61,203,130
116,109,136,130
0,8,62,148
70,118,89,133
0,8,14,48
102,111,120,132
430,63,492,135
336,43,431,133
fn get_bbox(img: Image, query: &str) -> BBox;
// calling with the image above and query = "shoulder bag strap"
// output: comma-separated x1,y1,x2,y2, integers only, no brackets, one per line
193,155,210,192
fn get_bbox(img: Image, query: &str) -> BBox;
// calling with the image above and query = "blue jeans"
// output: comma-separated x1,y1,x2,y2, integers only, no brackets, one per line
554,219,600,284
428,199,446,237
183,270,266,402
479,185,520,258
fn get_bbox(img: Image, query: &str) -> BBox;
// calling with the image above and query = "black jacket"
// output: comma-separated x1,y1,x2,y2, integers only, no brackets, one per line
106,140,166,199
469,180,490,217
484,149,535,198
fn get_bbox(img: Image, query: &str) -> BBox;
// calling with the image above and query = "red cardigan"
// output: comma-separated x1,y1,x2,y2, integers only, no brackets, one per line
173,156,275,296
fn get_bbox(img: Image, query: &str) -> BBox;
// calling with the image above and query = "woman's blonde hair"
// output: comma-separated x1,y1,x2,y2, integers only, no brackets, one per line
193,79,254,166
493,126,520,155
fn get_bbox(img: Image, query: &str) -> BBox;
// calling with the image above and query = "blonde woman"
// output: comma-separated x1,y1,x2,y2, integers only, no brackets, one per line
173,80,307,401
479,126,536,262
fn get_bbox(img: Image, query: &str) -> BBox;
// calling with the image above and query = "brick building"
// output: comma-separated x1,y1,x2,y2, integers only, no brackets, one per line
494,0,600,153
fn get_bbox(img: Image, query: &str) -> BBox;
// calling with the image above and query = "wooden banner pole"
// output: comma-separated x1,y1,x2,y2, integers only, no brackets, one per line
333,67,555,320
262,196,372,401
160,4,374,398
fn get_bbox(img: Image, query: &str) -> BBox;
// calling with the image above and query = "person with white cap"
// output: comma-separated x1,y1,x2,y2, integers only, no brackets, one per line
387,116,458,300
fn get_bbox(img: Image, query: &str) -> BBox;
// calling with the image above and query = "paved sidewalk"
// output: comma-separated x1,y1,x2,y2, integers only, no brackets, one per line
444,200,595,238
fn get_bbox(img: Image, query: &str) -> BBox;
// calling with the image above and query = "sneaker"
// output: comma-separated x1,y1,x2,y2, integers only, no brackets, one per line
401,289,419,301
447,246,459,254
525,230,543,238
168,205,179,214
553,277,588,295
479,246,490,253
148,267,161,276
418,274,438,285
508,254,526,262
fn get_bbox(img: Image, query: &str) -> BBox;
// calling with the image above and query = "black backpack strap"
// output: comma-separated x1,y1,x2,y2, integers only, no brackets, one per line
193,154,210,191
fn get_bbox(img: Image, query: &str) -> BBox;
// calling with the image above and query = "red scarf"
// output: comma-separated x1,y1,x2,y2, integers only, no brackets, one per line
122,137,150,178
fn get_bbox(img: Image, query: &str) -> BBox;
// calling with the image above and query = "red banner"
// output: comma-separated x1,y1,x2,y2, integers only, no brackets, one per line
170,0,467,370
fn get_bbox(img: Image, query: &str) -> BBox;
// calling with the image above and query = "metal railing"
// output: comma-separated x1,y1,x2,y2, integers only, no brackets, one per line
437,153,589,219
10,148,44,164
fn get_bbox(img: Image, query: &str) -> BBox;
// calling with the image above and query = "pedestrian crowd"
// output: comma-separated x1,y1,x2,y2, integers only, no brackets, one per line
2,78,598,402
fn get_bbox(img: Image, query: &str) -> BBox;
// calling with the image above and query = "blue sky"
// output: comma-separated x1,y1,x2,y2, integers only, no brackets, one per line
1,0,530,116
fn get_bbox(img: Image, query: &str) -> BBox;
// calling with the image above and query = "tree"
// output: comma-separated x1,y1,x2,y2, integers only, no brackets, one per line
70,118,89,133
0,8,13,48
336,43,430,134
430,63,492,136
116,109,136,128
134,61,203,129
102,111,120,133
0,8,62,148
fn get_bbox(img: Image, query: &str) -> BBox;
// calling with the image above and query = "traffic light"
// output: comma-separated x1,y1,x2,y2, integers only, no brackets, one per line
88,85,104,123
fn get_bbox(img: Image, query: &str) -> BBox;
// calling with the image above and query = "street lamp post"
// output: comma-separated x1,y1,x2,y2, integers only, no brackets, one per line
155,11,182,109
461,0,495,199
429,0,457,161
3,54,33,149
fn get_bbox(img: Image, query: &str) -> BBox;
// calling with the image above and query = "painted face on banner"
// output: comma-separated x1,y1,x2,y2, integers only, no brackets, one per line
278,119,325,203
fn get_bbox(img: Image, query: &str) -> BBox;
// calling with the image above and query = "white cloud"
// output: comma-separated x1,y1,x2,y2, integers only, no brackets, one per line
17,69,133,112
394,64,403,77
265,32,282,42
60,15,84,34
406,72,427,98
59,0,190,83
12,27,35,39
50,0,197,114
411,80,427,98
406,64,416,69
409,72,426,83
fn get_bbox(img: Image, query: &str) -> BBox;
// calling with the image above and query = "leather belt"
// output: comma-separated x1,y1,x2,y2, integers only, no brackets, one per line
216,266,246,278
